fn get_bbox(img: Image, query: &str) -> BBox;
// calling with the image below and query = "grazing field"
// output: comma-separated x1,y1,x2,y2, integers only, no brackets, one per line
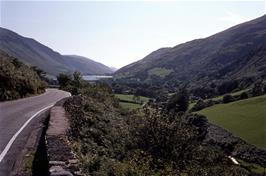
148,67,173,78
198,94,266,149
115,94,149,103
115,94,149,110
119,102,142,110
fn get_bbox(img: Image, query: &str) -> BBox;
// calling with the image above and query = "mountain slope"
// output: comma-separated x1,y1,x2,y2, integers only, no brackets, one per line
0,27,113,76
63,55,113,75
114,15,266,87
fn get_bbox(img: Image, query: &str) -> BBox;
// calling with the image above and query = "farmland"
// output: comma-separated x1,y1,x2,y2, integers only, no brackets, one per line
115,94,149,110
198,94,266,149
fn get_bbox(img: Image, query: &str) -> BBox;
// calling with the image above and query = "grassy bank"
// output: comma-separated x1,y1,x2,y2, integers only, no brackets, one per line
198,94,266,149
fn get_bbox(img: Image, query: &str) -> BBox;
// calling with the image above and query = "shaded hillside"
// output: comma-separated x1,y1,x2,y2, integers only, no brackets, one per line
63,55,113,75
115,15,266,88
0,50,46,101
0,27,113,76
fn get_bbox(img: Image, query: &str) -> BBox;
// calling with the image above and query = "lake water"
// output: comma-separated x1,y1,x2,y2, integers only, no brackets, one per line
83,75,113,81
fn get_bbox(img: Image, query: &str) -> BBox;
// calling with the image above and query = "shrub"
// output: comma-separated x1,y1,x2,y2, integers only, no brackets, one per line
0,50,46,101
218,80,239,95
239,92,249,100
251,81,264,97
64,83,253,175
166,89,189,112
191,99,220,112
222,94,235,103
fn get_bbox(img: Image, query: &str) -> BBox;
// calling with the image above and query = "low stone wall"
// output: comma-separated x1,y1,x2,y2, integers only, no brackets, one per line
46,105,81,176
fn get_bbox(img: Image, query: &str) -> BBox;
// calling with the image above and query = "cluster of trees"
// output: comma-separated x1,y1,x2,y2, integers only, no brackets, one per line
190,78,262,100
0,50,46,101
190,80,266,112
57,71,85,95
62,78,256,175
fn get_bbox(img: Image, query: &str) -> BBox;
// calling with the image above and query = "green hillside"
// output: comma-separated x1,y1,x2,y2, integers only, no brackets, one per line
0,27,113,76
198,94,266,149
114,15,266,90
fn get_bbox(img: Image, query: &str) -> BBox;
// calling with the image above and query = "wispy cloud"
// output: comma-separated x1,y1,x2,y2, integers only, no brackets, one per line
219,11,250,24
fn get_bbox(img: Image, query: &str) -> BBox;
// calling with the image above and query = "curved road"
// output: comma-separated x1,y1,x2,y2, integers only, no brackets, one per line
0,89,70,175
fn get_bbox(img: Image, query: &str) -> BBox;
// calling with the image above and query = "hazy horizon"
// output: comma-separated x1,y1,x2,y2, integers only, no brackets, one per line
1,1,265,68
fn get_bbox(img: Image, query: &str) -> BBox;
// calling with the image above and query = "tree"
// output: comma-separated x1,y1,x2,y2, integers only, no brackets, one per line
72,71,82,88
239,92,248,100
12,58,23,68
166,89,189,113
218,80,239,95
31,66,46,79
222,94,234,103
252,81,264,97
57,73,71,88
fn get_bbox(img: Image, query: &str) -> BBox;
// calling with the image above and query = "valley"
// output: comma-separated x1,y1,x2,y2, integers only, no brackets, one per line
0,11,265,176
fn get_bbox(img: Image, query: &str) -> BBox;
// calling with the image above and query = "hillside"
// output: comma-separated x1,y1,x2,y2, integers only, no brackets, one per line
0,50,46,101
114,15,266,88
63,55,113,75
198,94,266,149
0,27,113,76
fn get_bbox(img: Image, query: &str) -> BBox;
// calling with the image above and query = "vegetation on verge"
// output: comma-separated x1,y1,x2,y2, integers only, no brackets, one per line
60,74,259,176
0,50,46,101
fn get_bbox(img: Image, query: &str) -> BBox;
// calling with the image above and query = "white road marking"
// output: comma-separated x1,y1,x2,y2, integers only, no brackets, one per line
0,104,54,163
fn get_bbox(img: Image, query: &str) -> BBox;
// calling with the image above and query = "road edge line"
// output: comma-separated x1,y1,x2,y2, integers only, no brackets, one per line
0,104,54,163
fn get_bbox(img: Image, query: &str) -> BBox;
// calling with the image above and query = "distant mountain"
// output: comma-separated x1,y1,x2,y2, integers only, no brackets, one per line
110,67,118,72
62,55,113,75
114,15,266,88
0,27,113,76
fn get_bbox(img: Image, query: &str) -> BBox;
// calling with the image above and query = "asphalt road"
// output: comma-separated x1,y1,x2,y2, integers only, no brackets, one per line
0,89,70,175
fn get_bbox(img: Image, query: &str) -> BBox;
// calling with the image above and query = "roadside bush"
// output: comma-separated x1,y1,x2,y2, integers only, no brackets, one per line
0,50,46,101
63,78,253,175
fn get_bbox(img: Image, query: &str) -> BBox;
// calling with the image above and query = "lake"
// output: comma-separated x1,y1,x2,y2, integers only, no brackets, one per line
82,75,113,81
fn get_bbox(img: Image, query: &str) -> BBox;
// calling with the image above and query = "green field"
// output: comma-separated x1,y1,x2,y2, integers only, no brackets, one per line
115,94,149,103
119,102,142,109
148,67,173,78
198,94,266,149
115,94,149,110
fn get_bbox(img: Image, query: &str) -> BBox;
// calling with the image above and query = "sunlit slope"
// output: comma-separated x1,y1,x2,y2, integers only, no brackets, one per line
198,94,266,149
114,15,266,87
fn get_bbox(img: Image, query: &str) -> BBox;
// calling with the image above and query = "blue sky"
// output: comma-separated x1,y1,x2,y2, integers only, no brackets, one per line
1,1,265,68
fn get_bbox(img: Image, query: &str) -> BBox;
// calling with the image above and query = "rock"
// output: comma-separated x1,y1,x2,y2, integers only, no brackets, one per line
49,166,73,176
49,161,66,166
68,159,78,164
